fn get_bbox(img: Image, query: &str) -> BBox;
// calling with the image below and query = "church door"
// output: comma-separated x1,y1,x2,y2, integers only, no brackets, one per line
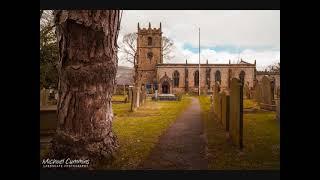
162,81,170,94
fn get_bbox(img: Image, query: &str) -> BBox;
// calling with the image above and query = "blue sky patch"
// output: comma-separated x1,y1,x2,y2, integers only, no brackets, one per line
182,43,279,53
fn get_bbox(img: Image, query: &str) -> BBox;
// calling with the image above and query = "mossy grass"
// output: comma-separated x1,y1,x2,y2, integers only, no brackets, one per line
98,96,192,169
199,95,279,170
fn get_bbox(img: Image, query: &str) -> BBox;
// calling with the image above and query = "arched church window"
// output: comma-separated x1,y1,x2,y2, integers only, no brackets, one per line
173,70,180,87
215,70,221,84
147,52,153,60
194,70,199,86
239,70,245,85
206,68,211,88
148,37,152,46
228,69,232,88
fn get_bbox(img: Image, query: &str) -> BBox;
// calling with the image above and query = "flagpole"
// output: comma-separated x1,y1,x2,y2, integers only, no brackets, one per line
198,28,201,96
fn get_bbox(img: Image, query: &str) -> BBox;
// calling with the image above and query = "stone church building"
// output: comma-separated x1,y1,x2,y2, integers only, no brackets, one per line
136,23,259,94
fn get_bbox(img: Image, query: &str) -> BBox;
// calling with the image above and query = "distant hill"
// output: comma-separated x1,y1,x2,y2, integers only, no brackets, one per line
115,66,134,85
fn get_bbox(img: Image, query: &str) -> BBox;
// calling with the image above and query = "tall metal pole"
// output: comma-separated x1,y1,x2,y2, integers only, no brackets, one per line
198,28,201,96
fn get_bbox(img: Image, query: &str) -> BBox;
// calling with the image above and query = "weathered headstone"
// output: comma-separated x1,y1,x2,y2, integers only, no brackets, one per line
270,77,276,100
132,86,140,109
204,84,208,95
40,88,49,106
128,86,133,103
261,76,273,105
155,90,158,101
229,78,243,149
260,76,276,110
54,92,59,101
253,81,262,104
213,82,221,114
140,86,146,105
217,93,222,122
276,99,280,121
276,86,280,99
244,83,250,99
221,91,230,132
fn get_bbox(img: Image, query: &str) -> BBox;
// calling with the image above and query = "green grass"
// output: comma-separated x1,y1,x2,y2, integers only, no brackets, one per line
112,95,127,101
99,96,192,169
199,95,279,170
244,99,260,109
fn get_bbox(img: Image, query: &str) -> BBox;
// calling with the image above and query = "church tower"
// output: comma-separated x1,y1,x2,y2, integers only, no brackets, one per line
136,22,162,92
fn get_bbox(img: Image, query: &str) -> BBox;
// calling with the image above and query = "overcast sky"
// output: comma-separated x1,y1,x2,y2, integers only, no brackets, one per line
118,10,280,70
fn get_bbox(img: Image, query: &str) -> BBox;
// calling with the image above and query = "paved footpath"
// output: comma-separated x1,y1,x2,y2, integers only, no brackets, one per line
139,97,208,170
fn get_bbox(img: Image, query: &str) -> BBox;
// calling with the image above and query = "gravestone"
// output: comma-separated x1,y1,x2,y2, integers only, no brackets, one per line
204,84,208,95
276,86,280,99
217,93,222,122
229,78,243,149
54,92,59,101
253,82,262,103
261,76,273,105
128,86,133,103
260,76,276,110
270,77,276,100
154,90,158,101
132,86,140,109
140,86,146,105
276,99,280,121
40,88,49,106
221,91,230,132
213,82,221,114
244,83,250,99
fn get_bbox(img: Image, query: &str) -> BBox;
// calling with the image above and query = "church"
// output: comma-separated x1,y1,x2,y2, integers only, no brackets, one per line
136,23,257,94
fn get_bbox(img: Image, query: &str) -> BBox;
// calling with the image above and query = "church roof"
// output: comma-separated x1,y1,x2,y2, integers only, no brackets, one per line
239,59,251,64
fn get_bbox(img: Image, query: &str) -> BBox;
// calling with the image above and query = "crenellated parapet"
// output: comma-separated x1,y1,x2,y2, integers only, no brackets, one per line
138,22,162,34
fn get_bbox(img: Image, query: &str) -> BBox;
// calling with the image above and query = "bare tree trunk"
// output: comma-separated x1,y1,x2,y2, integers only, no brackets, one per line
50,10,121,166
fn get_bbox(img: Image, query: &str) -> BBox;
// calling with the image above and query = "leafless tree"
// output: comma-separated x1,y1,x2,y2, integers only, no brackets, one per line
162,36,175,61
119,32,175,65
266,62,280,73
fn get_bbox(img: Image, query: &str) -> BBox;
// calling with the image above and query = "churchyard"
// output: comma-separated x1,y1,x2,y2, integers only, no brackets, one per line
40,10,279,170
41,94,192,169
198,76,280,169
200,96,279,169
41,79,280,169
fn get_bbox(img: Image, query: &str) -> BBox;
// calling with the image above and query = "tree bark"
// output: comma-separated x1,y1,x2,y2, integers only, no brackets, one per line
50,10,121,166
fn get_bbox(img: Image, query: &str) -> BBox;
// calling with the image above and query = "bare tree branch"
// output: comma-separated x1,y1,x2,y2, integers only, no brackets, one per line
120,32,175,65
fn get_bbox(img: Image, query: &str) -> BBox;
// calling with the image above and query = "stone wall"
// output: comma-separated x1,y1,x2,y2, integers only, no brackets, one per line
157,64,255,94
136,24,257,95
